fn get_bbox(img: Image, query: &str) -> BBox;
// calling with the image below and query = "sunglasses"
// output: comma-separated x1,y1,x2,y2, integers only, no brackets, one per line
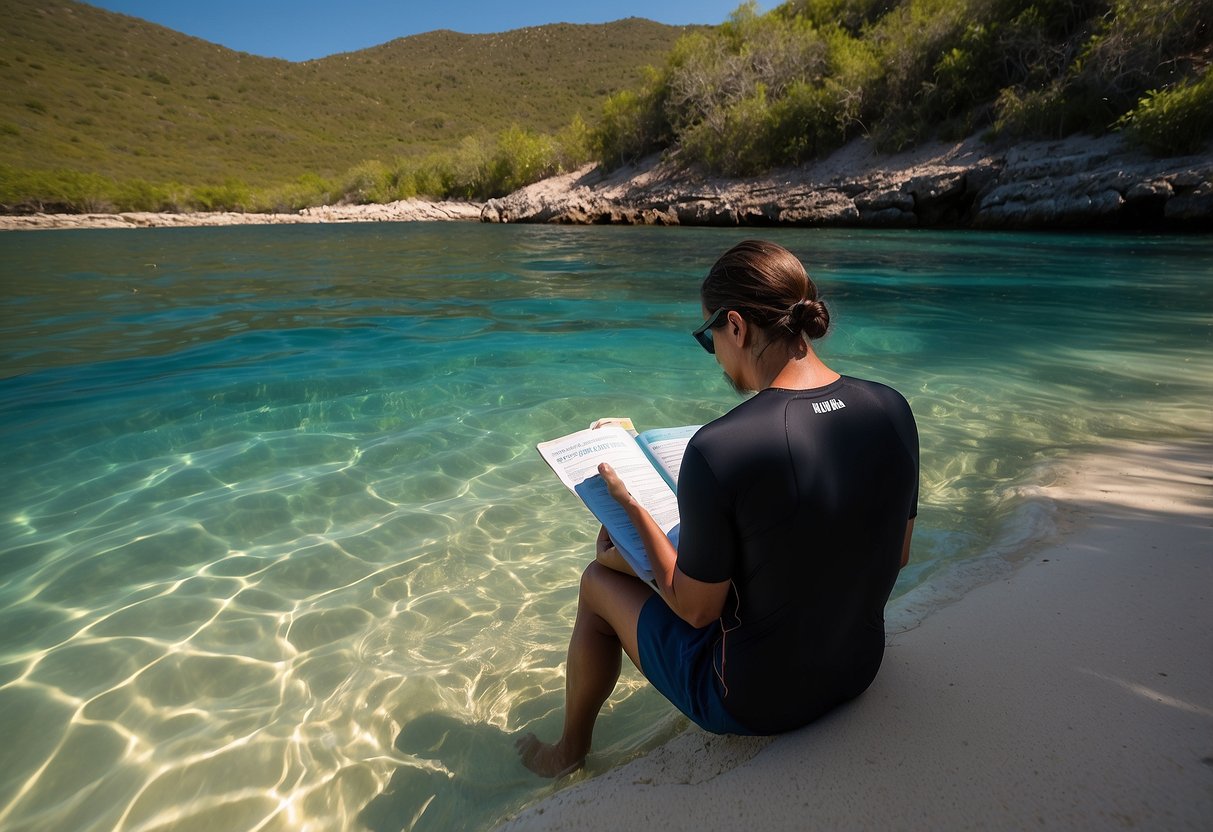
692,308,728,354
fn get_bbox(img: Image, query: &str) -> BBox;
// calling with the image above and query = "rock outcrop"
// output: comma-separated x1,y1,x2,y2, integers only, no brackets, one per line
481,134,1213,231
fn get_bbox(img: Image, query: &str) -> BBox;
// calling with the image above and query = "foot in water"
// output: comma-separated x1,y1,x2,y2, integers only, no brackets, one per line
515,733,585,778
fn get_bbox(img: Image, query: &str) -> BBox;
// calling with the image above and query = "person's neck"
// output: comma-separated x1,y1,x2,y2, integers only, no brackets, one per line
758,350,840,392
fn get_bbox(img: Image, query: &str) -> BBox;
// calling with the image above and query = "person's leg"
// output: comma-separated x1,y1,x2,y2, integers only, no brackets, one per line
516,561,653,776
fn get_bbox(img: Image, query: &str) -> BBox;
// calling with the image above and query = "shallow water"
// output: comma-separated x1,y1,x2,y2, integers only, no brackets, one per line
0,224,1209,831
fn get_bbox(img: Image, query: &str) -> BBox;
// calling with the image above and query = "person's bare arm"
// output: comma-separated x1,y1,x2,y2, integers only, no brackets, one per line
598,463,729,628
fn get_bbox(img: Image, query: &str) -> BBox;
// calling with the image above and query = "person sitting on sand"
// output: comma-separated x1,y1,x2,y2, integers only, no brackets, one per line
517,239,919,776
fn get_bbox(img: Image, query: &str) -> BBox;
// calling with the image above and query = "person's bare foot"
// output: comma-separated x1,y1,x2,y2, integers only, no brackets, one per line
515,733,585,778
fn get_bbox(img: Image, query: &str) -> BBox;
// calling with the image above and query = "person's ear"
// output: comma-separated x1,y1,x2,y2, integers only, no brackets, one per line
727,310,746,344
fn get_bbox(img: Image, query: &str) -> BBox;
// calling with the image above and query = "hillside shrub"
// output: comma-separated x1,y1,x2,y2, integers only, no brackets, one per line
1075,0,1213,115
821,26,880,131
554,114,594,171
442,135,494,199
663,5,831,163
190,179,252,212
0,166,115,212
594,87,668,169
112,179,188,212
867,0,972,150
256,173,335,212
681,84,777,175
489,126,559,195
340,160,391,204
769,78,850,163
327,120,587,205
992,80,1076,138
1117,67,1213,156
777,0,890,35
402,156,451,200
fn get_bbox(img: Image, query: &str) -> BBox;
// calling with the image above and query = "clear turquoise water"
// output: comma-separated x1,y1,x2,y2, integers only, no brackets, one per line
0,224,1209,831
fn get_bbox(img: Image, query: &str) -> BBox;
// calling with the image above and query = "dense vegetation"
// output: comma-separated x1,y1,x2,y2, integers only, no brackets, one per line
598,0,1213,174
0,0,695,212
2,0,1209,213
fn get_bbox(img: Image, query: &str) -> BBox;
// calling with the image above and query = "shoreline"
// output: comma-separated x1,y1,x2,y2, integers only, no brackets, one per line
5,134,1210,233
484,133,1212,230
0,198,483,232
496,438,1213,830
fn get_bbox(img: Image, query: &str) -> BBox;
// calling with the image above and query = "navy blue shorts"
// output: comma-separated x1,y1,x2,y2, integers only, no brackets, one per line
636,593,754,735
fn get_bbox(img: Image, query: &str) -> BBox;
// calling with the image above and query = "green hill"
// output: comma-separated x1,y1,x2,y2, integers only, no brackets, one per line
0,0,700,208
10,0,1207,215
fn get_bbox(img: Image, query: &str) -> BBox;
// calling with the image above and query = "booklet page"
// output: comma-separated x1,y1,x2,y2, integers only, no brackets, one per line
636,425,700,488
537,426,679,582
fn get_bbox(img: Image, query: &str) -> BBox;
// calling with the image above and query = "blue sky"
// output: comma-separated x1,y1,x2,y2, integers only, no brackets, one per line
86,1,769,62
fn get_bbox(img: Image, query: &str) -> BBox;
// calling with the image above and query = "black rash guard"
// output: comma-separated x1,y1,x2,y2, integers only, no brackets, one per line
676,376,919,734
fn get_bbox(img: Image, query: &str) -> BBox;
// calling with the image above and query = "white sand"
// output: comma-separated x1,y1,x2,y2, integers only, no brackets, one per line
498,440,1213,830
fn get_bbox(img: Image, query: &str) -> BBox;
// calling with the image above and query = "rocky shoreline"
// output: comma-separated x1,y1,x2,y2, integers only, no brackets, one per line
0,198,483,231
4,134,1210,232
484,133,1213,231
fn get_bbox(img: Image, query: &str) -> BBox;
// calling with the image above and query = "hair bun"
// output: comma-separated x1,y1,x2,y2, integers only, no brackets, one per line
788,298,829,340
701,240,829,344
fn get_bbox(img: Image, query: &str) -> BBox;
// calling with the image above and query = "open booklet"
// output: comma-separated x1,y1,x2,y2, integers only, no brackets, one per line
536,418,700,585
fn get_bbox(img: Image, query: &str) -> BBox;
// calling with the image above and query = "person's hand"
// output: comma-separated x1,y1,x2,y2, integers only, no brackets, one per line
597,462,633,507
595,525,615,558
594,524,635,576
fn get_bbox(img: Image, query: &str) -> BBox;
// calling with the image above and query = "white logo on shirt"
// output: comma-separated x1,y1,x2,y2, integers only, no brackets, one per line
812,398,847,414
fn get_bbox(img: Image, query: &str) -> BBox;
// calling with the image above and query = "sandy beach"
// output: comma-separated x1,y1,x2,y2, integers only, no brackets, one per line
498,439,1213,830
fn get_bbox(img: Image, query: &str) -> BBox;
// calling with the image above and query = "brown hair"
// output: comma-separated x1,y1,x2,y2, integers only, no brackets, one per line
700,240,830,342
